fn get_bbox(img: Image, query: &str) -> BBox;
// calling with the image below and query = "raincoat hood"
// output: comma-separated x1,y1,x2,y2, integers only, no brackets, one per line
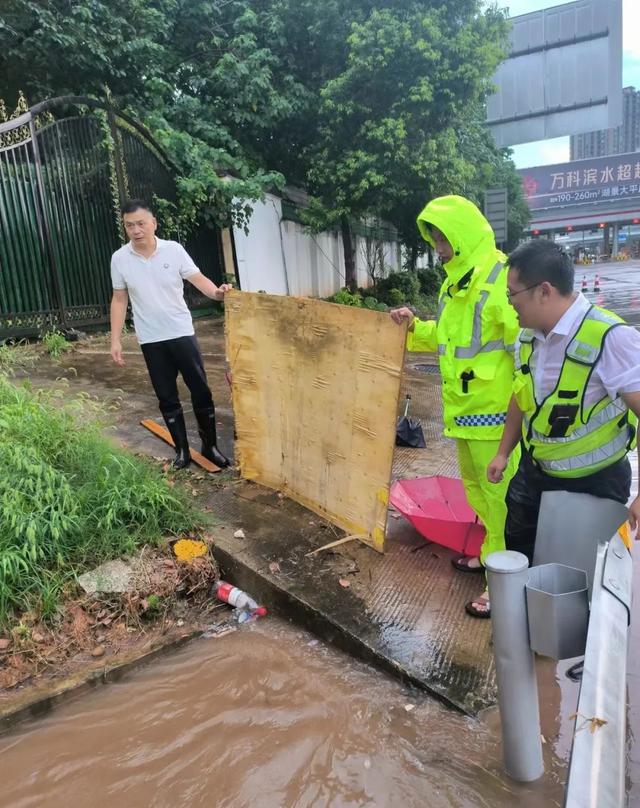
416,195,498,286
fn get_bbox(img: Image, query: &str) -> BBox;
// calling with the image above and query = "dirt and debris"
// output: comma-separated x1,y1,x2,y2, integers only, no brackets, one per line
570,712,609,734
0,539,222,696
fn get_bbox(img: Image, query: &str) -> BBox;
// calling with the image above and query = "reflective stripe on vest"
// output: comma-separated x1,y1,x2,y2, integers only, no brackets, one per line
566,339,600,365
537,428,630,474
526,398,627,445
585,308,620,326
453,263,508,359
515,329,534,371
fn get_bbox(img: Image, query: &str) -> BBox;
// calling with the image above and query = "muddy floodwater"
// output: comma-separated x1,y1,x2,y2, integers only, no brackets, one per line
0,619,569,808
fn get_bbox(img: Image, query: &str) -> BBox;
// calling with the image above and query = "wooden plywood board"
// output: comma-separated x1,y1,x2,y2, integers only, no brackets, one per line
140,420,222,473
225,291,407,552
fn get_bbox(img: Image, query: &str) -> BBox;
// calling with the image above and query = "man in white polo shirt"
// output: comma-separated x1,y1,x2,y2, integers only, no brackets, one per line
110,199,232,470
488,239,640,563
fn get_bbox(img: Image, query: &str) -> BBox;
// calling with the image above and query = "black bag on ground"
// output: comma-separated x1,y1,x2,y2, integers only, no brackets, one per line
395,395,426,448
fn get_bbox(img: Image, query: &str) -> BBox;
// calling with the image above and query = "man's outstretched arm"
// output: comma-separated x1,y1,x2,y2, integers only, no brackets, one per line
186,272,233,301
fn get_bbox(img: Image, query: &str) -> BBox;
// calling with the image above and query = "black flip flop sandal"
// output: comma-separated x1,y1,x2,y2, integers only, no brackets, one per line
451,555,484,573
465,596,491,619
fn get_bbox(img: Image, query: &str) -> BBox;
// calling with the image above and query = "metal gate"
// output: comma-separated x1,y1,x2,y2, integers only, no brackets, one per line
0,95,223,339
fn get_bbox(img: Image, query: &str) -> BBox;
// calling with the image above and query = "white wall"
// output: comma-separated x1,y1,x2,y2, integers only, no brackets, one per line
233,195,289,294
281,220,345,297
233,193,403,297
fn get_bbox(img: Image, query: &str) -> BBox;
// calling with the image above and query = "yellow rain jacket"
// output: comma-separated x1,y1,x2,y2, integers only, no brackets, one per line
408,195,519,440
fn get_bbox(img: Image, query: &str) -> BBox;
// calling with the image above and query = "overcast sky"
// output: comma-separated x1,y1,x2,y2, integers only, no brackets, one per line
493,0,640,169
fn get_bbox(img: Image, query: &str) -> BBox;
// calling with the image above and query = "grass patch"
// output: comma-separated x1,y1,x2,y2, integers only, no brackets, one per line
42,329,72,358
0,341,38,375
0,375,199,629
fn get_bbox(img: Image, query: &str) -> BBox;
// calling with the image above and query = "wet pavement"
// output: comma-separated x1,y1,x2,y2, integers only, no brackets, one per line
575,258,640,326
203,475,496,715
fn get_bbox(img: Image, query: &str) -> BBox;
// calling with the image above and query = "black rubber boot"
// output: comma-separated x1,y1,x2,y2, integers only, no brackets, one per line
162,410,191,470
194,408,230,468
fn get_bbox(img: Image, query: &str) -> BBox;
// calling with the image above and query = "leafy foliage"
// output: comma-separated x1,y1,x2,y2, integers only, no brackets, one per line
0,375,198,627
0,0,287,230
417,264,446,297
302,2,526,279
328,288,364,307
0,0,528,268
0,341,38,375
326,265,440,314
375,271,420,306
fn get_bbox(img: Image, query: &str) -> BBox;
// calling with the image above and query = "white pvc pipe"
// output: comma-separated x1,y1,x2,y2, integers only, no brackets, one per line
485,550,544,782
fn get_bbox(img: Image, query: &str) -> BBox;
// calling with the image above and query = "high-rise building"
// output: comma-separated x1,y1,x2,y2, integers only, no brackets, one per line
570,86,640,160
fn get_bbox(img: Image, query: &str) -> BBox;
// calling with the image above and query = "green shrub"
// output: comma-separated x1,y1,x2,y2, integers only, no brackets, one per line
413,293,440,317
385,289,405,307
327,288,363,307
0,376,198,627
362,296,387,311
0,341,38,375
417,265,446,297
375,271,420,306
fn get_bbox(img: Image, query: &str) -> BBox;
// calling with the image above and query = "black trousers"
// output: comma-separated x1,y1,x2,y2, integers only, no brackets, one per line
505,448,631,564
141,335,214,416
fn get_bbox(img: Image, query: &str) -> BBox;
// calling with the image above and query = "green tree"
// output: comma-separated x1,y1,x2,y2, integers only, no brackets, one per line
0,0,288,229
0,0,527,260
301,2,511,289
247,0,527,266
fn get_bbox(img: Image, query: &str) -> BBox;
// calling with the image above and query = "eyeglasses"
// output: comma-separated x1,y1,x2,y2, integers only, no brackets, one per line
506,283,541,301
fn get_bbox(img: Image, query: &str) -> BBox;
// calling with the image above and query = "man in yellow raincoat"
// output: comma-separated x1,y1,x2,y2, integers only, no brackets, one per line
391,195,520,618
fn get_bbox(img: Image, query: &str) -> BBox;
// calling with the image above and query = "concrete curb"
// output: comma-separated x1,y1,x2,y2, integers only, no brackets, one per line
211,544,473,715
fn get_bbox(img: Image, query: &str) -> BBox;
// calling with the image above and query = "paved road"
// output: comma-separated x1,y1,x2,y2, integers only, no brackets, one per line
575,259,640,325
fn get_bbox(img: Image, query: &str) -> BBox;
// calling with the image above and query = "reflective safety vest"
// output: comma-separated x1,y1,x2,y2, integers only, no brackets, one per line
514,306,638,478
407,195,519,440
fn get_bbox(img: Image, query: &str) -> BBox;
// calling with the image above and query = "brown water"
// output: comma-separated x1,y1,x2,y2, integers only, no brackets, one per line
2,375,638,808
0,619,568,808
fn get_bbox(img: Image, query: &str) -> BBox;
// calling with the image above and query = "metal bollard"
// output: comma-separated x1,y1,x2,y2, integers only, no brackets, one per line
485,550,544,782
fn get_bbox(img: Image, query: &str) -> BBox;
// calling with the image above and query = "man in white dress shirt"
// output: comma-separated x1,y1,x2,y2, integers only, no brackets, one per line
110,199,232,470
488,239,640,562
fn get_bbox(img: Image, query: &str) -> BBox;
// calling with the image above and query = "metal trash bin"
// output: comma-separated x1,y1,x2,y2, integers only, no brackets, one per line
534,492,628,600
526,564,589,660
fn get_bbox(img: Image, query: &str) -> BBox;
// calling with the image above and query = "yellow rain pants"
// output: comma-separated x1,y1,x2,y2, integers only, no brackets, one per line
456,438,520,564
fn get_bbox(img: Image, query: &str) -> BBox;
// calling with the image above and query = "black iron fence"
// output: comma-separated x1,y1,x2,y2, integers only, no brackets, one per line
0,96,223,339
